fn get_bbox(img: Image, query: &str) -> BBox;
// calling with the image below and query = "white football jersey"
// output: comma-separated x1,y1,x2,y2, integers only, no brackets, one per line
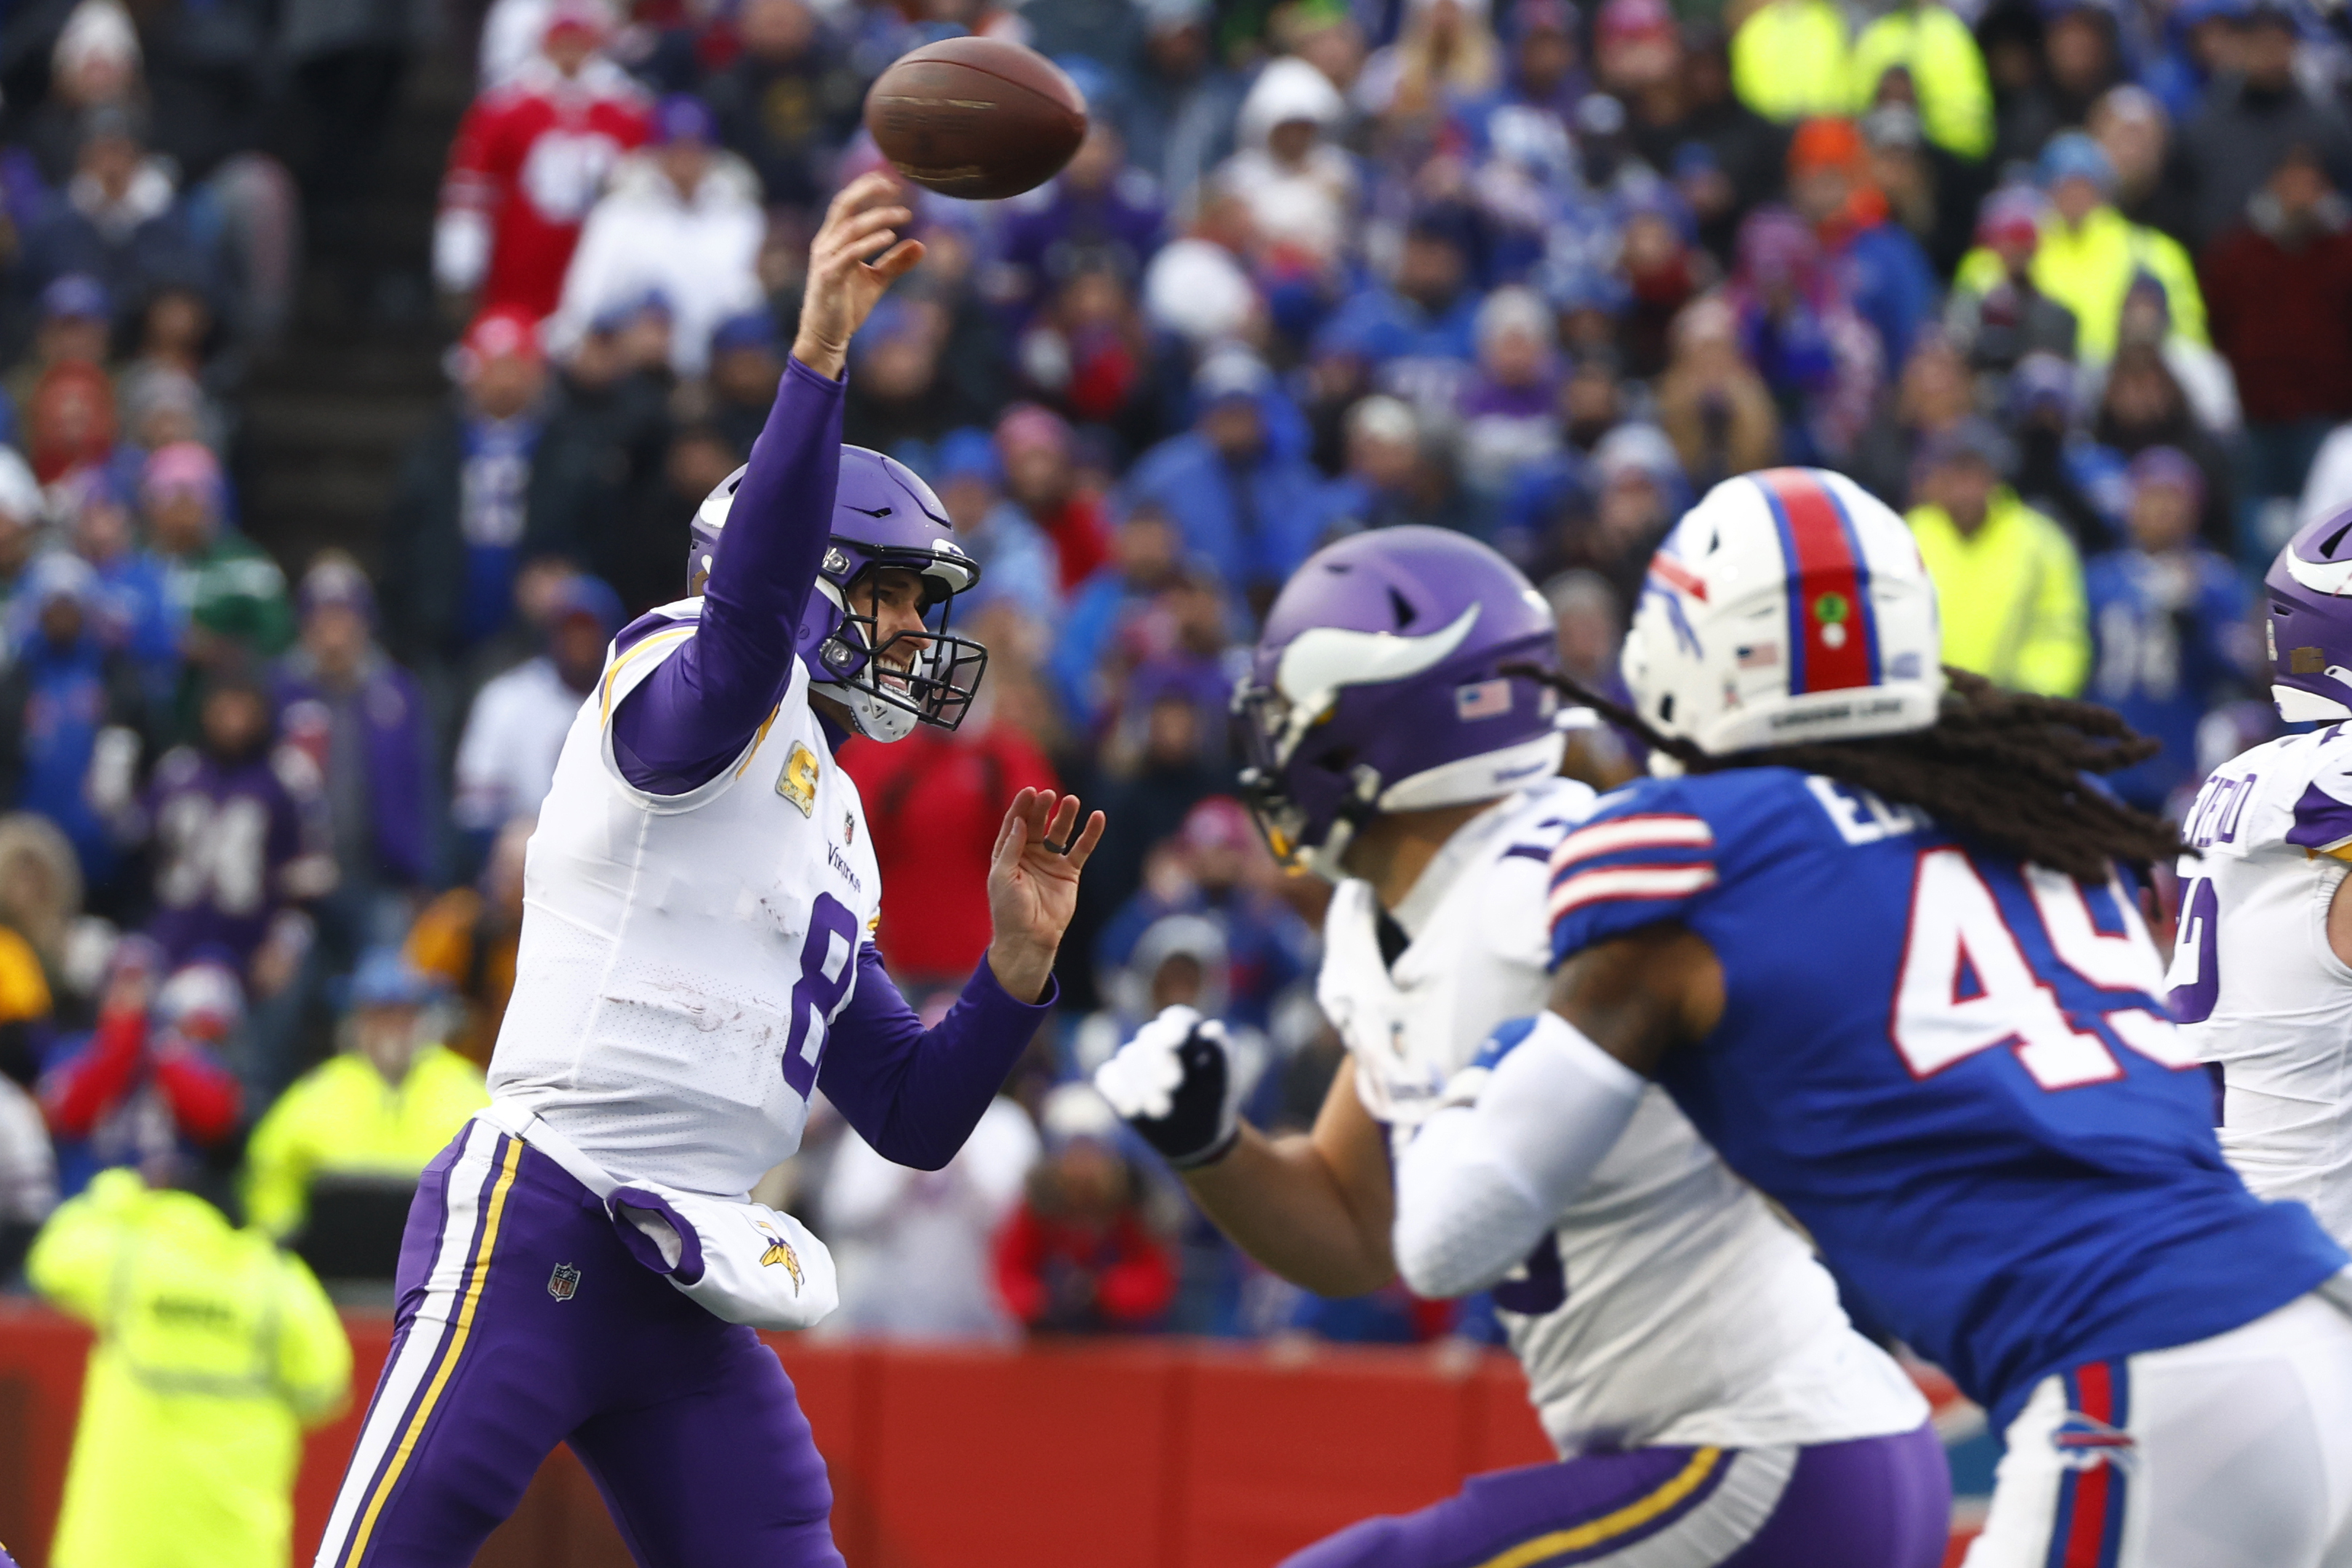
489,603,883,1197
2170,723,2352,1245
1320,779,1927,1455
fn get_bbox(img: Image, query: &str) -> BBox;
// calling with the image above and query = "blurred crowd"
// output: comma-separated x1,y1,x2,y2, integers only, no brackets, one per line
0,0,2347,1362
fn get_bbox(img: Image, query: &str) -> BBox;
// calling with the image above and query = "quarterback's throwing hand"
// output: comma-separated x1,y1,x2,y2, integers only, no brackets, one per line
1095,1004,1243,1169
791,172,925,379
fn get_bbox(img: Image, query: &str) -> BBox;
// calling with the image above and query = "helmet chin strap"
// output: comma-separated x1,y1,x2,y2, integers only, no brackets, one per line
808,681,920,742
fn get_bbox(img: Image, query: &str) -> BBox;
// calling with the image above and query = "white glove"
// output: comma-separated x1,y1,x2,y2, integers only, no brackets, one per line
1093,1004,1246,1168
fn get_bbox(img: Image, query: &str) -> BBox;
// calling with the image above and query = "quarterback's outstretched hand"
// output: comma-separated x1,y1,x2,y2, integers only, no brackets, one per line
792,172,924,379
985,787,1106,1002
1094,1005,1243,1168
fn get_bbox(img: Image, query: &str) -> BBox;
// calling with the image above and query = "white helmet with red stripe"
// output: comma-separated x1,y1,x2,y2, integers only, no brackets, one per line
1624,466,1944,762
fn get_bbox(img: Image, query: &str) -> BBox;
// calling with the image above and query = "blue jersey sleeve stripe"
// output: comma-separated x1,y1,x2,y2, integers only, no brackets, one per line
1548,863,1720,922
1547,813,1714,875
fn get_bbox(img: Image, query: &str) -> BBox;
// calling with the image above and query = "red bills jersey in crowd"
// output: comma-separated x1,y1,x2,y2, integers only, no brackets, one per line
436,54,651,319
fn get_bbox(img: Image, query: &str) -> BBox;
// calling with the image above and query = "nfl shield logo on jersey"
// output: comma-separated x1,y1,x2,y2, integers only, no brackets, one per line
547,1262,582,1301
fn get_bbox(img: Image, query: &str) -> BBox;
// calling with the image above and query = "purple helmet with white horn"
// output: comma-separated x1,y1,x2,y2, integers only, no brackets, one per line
2265,504,2352,723
689,446,986,741
1235,527,1565,879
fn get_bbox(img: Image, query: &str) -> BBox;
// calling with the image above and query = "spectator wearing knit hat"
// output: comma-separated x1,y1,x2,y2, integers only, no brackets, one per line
2182,0,2352,247
997,404,1112,597
1723,205,1882,465
1323,393,1493,539
1906,417,2091,696
450,572,620,842
699,0,862,214
549,95,765,377
143,440,292,678
19,106,220,340
273,554,437,914
2203,142,2352,518
433,0,651,321
925,427,1056,626
380,306,553,680
2084,446,2258,808
60,468,177,708
242,945,487,1243
1120,349,1335,612
1944,186,2079,376
998,121,1167,331
2090,85,2195,247
1951,132,2206,361
1457,286,1565,497
1095,795,1312,1034
1787,116,1938,373
994,1082,1176,1336
4,274,113,422
0,555,151,896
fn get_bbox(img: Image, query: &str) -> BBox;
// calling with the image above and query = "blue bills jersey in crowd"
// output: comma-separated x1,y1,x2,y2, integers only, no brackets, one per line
1544,765,2348,1431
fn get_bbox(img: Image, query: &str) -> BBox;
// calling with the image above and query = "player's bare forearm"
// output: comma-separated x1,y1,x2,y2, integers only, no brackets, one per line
1545,922,1725,1077
1181,1061,1396,1298
984,789,1105,1003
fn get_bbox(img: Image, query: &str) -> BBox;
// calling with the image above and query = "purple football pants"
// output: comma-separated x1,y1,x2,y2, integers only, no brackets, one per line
1282,1421,1951,1568
312,1121,842,1568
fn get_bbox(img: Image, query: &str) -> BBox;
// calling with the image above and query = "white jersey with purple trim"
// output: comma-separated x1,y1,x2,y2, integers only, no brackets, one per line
1317,779,1928,1455
487,601,883,1197
2170,722,2352,1245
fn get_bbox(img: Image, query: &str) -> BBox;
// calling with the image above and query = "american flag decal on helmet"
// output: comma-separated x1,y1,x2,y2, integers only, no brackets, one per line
1456,679,1513,720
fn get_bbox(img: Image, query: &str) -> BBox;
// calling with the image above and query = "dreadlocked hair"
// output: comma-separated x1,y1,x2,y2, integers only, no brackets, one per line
1510,664,2187,884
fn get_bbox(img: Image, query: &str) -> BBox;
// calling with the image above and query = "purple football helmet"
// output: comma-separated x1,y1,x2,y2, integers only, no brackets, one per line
2265,505,2352,723
1235,527,1565,879
690,446,986,741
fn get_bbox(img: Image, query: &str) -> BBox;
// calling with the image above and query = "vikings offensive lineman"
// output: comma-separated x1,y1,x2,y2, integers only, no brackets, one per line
2168,509,2352,1246
1096,528,1946,1568
315,175,1104,1567
1393,469,2352,1567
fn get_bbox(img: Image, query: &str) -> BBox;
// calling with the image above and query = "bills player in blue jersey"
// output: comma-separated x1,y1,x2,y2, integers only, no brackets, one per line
1389,466,2352,1567
1097,528,1947,1568
311,174,1106,1568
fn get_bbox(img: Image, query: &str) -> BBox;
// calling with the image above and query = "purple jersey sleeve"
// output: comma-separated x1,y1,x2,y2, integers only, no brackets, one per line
610,358,846,795
2287,776,2352,856
819,945,1056,1170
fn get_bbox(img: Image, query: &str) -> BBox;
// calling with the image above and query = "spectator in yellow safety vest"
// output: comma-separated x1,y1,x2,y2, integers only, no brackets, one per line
1906,417,2092,696
27,1162,350,1568
243,944,489,1241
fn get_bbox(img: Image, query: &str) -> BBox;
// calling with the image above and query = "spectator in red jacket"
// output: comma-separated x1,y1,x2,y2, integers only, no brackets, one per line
434,0,651,319
838,698,1059,992
994,1083,1176,1335
2202,141,2352,522
996,403,1112,596
40,944,241,1195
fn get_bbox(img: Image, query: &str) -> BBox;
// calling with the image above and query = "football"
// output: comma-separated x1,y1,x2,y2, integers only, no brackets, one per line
863,37,1087,201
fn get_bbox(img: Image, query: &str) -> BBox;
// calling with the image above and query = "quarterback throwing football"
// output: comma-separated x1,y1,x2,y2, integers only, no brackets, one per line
315,174,1104,1568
